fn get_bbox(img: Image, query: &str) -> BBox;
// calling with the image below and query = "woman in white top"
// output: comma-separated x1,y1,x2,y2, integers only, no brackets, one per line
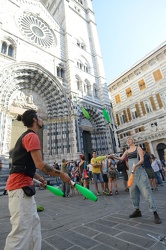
150,154,163,185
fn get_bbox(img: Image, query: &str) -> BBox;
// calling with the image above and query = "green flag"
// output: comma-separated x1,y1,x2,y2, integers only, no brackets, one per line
102,109,110,123
81,107,90,119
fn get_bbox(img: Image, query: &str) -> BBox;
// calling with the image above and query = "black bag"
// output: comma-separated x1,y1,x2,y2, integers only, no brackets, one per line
117,160,126,172
22,185,36,197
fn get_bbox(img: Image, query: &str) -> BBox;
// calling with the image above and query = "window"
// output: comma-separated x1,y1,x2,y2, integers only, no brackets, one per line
84,83,87,93
151,122,157,127
138,79,146,90
85,79,91,96
159,93,165,107
8,45,13,57
126,87,132,97
57,67,64,78
119,112,125,124
153,69,162,82
78,0,83,4
144,101,152,113
1,39,15,58
77,58,89,73
1,42,7,54
93,86,98,98
76,77,82,91
135,126,144,133
131,106,138,119
115,94,121,104
76,38,85,50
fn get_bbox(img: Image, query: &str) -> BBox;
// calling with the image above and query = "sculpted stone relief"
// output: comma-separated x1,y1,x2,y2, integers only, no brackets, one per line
11,91,37,110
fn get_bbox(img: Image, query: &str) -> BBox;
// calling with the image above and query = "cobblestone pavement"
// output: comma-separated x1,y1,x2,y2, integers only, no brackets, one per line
0,179,166,250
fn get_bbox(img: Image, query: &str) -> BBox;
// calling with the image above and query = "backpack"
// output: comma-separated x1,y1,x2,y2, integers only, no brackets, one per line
117,160,126,172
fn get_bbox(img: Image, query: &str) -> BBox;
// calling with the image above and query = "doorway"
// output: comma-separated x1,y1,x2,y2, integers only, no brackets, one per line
157,143,166,160
82,131,92,162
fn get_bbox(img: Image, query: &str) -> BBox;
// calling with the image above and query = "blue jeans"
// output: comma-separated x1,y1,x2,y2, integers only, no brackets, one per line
93,173,104,184
154,171,162,185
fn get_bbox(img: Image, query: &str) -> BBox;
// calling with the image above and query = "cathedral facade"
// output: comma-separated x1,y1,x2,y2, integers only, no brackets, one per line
0,0,114,165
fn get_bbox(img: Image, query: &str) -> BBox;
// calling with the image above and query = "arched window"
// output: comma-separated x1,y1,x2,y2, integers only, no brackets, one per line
93,84,98,98
8,45,13,57
76,76,82,91
84,83,87,93
1,42,7,54
85,79,91,96
57,66,64,78
76,37,85,50
1,38,15,58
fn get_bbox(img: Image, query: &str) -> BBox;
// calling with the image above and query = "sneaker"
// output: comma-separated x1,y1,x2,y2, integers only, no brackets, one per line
109,191,113,196
125,188,129,192
154,187,158,191
103,191,109,195
151,188,154,191
129,210,142,218
154,213,162,224
96,192,101,196
115,190,119,195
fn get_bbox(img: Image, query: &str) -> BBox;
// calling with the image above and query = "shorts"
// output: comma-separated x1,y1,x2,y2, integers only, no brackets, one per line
145,168,155,179
93,173,104,183
107,172,116,179
102,174,108,183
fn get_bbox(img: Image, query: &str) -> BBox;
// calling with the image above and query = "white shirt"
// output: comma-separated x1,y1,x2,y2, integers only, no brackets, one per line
151,160,160,172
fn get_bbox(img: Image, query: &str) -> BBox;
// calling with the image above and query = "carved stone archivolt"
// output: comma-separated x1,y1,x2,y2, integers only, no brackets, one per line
0,62,70,119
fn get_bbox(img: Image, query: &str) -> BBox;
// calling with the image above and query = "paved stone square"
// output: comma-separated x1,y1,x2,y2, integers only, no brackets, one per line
0,179,166,250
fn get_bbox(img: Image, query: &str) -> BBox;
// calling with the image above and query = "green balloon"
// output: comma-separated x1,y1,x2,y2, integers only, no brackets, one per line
46,185,64,196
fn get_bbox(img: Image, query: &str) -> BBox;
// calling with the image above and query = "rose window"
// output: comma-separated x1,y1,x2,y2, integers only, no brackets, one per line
18,14,55,48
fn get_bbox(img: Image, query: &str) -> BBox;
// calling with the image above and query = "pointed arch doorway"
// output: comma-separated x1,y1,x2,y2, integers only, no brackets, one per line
82,131,92,162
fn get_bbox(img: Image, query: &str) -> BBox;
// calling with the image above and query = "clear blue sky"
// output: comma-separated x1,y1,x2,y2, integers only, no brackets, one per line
92,0,166,83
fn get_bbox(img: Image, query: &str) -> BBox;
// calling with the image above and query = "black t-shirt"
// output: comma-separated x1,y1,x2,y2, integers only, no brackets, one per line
143,153,152,169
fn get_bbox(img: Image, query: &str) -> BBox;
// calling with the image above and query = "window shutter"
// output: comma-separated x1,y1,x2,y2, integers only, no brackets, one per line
156,93,163,108
127,131,131,136
144,142,150,154
126,87,132,97
149,96,156,111
141,126,145,131
153,69,162,82
116,113,120,126
115,94,121,104
135,104,141,117
127,108,132,121
140,101,146,115
138,79,146,90
135,128,138,133
123,110,128,122
120,134,123,139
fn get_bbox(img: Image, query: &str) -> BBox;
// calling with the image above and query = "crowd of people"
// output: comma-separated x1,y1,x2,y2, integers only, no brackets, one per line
51,144,165,203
